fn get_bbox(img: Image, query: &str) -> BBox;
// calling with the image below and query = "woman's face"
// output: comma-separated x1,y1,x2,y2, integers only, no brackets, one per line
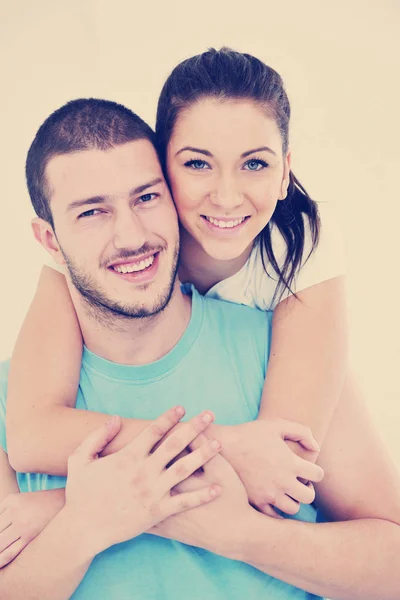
166,97,290,262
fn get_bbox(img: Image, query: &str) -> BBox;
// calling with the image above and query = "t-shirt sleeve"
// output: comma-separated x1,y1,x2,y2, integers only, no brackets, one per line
268,201,346,306
0,361,10,453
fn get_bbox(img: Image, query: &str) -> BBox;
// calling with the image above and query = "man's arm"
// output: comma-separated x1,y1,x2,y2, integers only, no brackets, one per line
151,372,400,600
228,371,400,599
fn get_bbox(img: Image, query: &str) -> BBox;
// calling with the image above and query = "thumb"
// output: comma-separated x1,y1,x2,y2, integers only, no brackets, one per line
73,416,122,462
279,420,319,453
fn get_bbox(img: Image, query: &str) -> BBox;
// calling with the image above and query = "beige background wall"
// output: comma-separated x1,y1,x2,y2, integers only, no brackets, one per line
0,0,399,468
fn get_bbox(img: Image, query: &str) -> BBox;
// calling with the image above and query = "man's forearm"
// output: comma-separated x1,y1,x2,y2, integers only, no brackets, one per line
230,512,400,600
0,507,95,600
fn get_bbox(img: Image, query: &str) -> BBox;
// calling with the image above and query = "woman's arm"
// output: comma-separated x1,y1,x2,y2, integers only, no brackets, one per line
259,275,348,444
219,275,348,515
6,267,152,475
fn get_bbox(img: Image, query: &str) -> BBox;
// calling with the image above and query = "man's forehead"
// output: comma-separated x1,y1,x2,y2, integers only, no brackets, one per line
45,139,162,204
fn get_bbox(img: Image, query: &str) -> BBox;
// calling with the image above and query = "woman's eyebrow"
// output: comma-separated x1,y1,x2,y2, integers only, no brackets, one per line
241,146,276,158
175,146,213,157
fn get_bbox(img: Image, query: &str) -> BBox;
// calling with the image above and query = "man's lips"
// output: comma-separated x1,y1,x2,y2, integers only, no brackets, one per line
108,251,159,269
107,251,160,275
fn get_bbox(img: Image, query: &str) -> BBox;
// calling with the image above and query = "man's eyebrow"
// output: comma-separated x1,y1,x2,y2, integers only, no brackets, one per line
131,177,163,196
67,196,106,212
175,146,213,158
66,178,164,212
241,146,277,158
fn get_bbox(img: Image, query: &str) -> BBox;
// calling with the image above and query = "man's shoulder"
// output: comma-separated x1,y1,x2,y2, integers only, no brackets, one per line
201,290,273,327
0,359,10,395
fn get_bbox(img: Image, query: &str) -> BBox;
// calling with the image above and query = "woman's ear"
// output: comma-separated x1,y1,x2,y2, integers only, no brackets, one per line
279,150,291,200
31,217,66,265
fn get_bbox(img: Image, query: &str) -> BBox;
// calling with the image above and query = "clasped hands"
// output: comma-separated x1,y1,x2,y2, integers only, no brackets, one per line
0,408,323,565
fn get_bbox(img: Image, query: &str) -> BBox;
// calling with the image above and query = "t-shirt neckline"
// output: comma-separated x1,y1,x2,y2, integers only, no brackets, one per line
82,285,204,381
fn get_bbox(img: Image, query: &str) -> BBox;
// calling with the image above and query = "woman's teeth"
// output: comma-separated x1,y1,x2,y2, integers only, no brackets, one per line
205,216,246,229
113,255,155,274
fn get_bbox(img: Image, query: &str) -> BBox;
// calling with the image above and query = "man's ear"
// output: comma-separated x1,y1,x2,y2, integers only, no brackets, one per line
31,217,66,266
279,150,291,200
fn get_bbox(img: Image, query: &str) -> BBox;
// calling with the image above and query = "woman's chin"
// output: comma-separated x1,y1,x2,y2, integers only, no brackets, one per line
201,238,253,263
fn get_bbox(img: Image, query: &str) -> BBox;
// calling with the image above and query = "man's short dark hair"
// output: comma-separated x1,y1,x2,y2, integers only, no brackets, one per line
26,98,155,227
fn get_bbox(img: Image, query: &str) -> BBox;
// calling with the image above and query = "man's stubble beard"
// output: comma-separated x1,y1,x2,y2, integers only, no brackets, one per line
60,242,180,326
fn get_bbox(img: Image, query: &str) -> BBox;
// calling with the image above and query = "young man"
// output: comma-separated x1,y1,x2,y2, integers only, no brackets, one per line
0,99,399,600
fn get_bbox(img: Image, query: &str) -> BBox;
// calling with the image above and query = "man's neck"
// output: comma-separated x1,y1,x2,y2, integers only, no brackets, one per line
70,280,192,366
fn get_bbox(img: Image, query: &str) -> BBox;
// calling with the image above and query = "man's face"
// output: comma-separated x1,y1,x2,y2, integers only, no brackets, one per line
43,140,180,319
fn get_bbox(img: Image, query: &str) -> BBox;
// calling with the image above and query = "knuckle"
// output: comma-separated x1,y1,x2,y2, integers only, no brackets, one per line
174,462,188,478
132,471,146,487
150,424,165,440
164,436,182,453
138,487,151,501
178,497,190,511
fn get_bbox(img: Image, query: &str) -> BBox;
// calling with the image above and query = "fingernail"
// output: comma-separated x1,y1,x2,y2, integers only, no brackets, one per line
209,485,220,498
202,412,213,424
175,406,185,417
211,439,222,451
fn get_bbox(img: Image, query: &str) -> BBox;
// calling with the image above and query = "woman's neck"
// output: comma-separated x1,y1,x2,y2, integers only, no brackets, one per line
178,227,253,294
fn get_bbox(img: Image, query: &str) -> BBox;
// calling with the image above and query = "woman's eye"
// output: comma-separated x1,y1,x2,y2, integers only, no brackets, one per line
243,159,268,171
138,193,157,203
184,159,210,170
78,208,102,219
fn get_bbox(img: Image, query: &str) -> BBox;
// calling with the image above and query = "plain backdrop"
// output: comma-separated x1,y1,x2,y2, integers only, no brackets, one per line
0,0,399,469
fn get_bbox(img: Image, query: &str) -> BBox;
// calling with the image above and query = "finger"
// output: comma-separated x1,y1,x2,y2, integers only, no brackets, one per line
286,480,315,505
0,525,19,554
279,420,319,452
151,411,215,469
258,503,284,519
69,416,122,464
295,457,324,483
123,406,186,458
273,494,300,516
163,438,222,489
165,484,221,517
0,538,25,569
0,513,12,535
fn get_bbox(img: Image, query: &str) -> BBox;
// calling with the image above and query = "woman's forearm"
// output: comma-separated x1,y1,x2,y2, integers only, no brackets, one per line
8,405,153,475
0,507,95,600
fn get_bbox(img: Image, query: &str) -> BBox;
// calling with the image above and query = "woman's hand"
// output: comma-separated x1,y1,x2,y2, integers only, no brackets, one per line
0,488,65,568
215,419,324,516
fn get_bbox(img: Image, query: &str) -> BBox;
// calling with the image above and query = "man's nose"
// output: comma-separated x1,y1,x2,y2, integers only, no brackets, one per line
112,210,147,250
210,177,243,211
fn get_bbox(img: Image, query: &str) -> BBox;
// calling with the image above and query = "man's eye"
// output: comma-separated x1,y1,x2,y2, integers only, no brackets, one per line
184,159,210,170
243,159,269,171
78,208,102,219
138,193,157,203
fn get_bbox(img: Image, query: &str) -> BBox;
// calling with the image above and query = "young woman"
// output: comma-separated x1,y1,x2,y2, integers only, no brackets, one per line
6,48,347,517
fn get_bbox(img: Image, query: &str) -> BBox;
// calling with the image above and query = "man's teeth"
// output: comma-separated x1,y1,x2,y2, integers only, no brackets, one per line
205,216,246,229
113,256,155,274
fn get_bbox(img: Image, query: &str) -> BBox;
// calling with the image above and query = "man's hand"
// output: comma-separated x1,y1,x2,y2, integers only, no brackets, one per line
214,419,324,517
0,489,65,568
148,433,254,556
63,406,222,556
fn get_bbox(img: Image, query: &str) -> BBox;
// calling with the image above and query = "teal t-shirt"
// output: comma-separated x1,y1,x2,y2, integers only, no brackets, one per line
0,287,321,600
